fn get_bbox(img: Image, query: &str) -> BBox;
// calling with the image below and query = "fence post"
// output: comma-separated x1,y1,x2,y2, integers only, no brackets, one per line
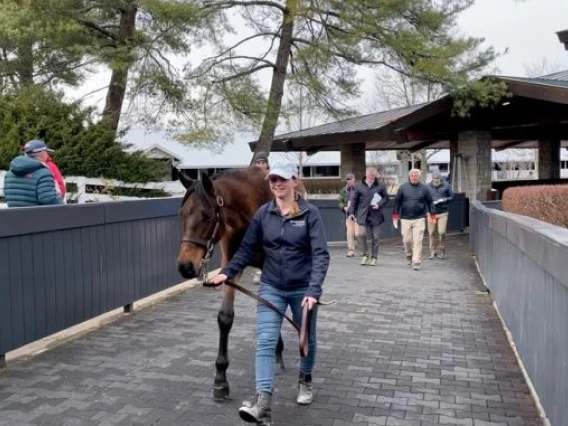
75,176,87,204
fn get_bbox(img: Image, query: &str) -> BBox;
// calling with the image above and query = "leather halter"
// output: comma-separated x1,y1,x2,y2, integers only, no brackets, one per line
180,181,225,282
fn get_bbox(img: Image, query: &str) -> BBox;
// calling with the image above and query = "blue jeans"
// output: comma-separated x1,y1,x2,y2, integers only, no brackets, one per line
256,283,318,393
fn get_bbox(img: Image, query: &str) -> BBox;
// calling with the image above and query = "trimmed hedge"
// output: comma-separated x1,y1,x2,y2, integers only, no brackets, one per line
502,184,568,228
303,179,345,194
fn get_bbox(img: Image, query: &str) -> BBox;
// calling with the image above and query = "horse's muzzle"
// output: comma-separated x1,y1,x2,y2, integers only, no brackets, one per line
178,262,197,279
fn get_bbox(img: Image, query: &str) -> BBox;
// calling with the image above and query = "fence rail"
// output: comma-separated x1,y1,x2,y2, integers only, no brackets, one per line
470,201,568,426
0,195,468,366
0,198,186,366
0,171,185,205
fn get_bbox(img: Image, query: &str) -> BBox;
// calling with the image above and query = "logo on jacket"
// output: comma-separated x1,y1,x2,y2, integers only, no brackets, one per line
290,220,306,228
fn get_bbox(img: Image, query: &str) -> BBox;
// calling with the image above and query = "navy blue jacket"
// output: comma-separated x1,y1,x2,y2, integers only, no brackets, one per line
428,182,454,214
394,182,433,220
221,198,330,300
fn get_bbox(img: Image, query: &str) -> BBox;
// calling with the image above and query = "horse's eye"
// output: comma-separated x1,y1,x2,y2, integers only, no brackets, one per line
202,212,213,221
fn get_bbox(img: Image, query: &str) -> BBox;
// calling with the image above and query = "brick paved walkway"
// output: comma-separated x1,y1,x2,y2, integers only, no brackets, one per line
0,235,543,426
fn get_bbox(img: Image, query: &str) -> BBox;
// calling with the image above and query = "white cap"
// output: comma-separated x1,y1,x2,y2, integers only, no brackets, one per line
268,162,298,179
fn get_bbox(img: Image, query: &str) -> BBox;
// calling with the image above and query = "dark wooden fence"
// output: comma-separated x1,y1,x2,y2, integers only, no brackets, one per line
0,199,185,366
0,195,468,366
470,201,568,426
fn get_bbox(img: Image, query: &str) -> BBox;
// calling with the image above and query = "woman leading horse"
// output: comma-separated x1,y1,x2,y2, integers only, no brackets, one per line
210,162,329,425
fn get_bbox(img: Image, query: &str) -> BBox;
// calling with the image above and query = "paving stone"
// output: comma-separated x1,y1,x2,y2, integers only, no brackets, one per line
0,236,543,425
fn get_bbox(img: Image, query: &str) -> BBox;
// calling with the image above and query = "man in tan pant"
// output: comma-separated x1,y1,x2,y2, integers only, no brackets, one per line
393,169,435,270
427,170,454,259
400,218,426,266
338,173,358,256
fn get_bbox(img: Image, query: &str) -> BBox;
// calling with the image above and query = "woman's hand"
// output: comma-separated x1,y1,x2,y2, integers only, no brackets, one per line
210,273,228,291
302,296,318,310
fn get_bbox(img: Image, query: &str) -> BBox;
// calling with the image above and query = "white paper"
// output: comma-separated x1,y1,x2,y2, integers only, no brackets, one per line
393,218,398,229
370,193,382,207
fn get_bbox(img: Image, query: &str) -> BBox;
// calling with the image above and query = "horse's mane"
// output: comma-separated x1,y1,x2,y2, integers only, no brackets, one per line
180,166,262,207
209,166,258,181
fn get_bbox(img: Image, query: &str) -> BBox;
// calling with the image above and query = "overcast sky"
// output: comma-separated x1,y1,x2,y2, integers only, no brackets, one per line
66,0,568,121
457,0,568,75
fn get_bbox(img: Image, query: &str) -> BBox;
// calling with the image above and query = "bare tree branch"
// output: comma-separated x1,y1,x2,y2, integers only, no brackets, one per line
213,64,272,84
77,19,119,44
204,0,287,13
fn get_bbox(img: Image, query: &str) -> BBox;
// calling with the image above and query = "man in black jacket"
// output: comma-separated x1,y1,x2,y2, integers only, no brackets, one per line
427,170,454,259
393,169,435,270
351,167,389,266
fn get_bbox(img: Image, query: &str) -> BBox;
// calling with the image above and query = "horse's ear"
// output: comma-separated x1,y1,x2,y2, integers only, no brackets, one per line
178,170,193,189
201,173,215,195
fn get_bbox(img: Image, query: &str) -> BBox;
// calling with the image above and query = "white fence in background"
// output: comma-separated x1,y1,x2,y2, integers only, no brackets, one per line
64,176,185,203
0,170,186,207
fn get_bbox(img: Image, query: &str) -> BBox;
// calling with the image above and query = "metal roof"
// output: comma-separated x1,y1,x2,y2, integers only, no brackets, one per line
273,103,425,141
497,69,568,89
540,70,568,81
270,70,568,146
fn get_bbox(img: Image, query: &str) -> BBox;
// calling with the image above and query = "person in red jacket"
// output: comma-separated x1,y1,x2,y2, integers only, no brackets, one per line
24,140,66,201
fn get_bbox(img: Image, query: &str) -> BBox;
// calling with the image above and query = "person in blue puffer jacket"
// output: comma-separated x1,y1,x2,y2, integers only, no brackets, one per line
210,162,330,425
3,140,64,208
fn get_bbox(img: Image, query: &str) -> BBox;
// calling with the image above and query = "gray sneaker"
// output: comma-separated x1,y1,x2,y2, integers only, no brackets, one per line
438,249,447,259
406,256,412,265
412,263,421,271
297,374,313,405
428,253,437,260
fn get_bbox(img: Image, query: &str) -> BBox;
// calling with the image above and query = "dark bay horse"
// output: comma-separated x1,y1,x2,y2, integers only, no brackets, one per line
176,167,284,400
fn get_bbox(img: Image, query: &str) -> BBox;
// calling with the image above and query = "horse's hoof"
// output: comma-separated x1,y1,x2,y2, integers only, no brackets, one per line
213,384,230,400
276,355,285,371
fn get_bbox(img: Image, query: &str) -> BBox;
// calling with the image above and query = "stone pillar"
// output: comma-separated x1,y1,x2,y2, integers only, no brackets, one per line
399,155,410,184
449,137,458,183
538,139,561,179
340,143,366,181
456,130,492,201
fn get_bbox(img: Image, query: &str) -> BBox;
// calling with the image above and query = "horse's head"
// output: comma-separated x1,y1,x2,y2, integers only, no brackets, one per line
177,172,224,280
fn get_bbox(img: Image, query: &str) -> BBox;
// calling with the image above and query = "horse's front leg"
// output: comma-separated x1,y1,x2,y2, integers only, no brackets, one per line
214,283,236,400
276,334,285,370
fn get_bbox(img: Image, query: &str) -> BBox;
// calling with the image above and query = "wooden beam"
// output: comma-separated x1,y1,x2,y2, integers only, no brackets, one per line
306,145,335,155
491,125,568,141
408,140,440,153
494,140,528,151
503,79,568,105
397,128,454,143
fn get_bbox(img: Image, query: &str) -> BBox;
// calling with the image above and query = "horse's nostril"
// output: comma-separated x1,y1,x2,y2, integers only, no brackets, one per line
178,263,195,279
